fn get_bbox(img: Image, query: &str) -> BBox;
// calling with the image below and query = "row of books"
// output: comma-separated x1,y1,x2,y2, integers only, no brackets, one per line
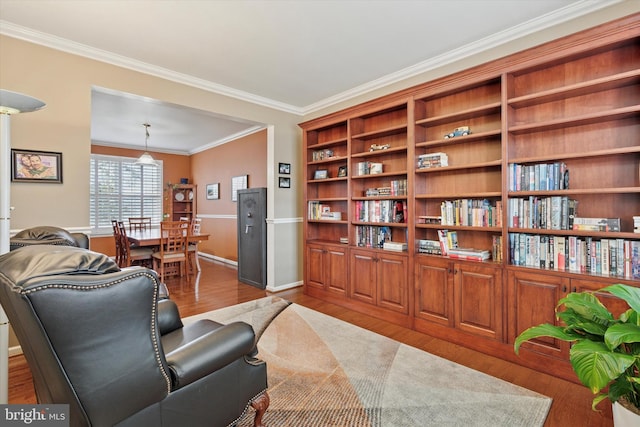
417,152,448,169
307,201,342,221
508,161,569,191
440,199,502,227
354,200,407,223
355,226,392,249
508,196,577,230
509,233,640,279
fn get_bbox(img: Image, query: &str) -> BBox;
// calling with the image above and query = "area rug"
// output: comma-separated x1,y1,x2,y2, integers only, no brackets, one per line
184,297,552,426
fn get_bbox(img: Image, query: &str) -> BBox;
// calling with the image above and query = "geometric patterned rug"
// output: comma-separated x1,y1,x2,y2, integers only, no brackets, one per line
184,297,551,427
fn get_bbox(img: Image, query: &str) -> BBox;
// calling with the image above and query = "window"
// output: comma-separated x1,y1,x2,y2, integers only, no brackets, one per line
90,154,163,234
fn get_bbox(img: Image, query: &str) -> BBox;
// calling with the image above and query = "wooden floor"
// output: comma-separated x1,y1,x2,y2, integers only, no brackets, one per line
8,258,613,426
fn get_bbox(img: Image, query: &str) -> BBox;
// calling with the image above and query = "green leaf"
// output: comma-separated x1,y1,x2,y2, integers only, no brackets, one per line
570,340,636,394
558,309,607,337
605,323,640,351
601,284,640,314
560,292,614,326
514,323,575,354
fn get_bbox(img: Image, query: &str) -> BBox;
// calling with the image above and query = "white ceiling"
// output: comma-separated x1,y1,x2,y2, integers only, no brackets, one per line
0,0,620,154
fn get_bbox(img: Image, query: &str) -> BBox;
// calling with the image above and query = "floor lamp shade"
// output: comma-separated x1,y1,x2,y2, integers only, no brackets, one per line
0,89,46,404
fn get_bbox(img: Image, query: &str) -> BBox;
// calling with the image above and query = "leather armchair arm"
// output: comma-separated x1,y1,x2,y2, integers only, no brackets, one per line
157,299,183,335
165,322,256,389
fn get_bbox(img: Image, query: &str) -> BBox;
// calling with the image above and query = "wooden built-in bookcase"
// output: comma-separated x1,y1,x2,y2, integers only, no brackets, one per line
300,14,640,382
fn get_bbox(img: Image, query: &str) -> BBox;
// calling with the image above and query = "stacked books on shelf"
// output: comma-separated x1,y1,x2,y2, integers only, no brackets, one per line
635,216,640,233
417,152,448,169
355,200,407,223
364,179,407,197
383,241,408,252
508,161,568,191
440,199,501,227
308,201,342,221
448,247,491,261
418,239,442,255
509,233,640,279
492,235,503,263
417,215,442,225
509,196,577,230
572,217,621,232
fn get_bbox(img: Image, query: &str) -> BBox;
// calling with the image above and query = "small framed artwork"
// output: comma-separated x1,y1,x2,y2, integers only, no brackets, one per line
314,169,328,180
231,174,248,202
279,177,291,188
11,149,63,183
337,165,347,177
206,183,219,200
279,162,291,174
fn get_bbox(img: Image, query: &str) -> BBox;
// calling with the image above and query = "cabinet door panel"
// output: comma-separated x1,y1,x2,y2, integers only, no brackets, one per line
327,246,348,294
378,253,408,313
508,270,570,358
455,264,503,341
414,257,453,326
572,279,631,319
350,249,376,304
306,244,325,289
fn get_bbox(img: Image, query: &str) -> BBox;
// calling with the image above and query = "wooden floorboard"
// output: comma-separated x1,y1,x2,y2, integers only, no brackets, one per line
8,258,613,426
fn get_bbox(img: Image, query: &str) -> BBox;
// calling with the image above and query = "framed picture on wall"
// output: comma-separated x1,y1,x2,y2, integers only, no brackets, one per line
11,149,63,183
231,175,248,202
279,162,291,174
279,177,290,188
206,183,219,200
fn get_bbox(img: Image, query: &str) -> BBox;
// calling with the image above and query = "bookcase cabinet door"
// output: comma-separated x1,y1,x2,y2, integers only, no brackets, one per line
377,252,408,314
454,262,503,341
415,256,454,327
507,270,570,359
350,248,377,304
306,243,348,295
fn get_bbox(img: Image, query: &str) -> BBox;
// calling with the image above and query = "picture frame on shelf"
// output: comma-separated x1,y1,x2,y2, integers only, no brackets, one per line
337,165,347,177
314,169,328,180
279,162,291,174
206,183,219,200
279,177,291,188
11,149,63,183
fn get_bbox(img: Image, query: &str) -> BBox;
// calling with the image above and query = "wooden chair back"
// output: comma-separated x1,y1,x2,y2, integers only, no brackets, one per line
153,220,190,281
128,217,152,232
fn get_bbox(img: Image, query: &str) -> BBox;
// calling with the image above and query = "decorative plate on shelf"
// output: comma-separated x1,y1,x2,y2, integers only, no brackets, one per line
174,192,185,201
189,191,194,200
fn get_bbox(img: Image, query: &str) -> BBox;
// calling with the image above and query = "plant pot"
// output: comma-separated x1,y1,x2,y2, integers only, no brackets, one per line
612,399,640,427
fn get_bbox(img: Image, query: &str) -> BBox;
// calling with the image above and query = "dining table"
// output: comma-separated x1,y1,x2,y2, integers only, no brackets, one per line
127,228,210,272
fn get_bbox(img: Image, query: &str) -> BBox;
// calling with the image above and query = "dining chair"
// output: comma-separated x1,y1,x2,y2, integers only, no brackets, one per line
181,217,203,273
128,217,152,232
152,220,190,282
117,221,153,268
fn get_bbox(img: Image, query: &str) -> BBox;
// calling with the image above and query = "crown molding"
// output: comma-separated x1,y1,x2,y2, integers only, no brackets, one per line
0,0,624,117
188,125,266,154
0,20,305,116
301,0,624,115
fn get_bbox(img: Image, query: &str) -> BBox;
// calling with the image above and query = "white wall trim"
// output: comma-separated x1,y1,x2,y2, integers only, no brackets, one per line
267,281,303,293
198,252,237,267
0,1,619,115
266,217,303,224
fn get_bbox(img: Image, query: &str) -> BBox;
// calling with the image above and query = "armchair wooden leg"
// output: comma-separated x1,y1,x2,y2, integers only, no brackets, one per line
250,391,269,427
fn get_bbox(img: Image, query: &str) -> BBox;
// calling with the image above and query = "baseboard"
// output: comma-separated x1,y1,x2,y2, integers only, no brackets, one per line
9,345,22,357
198,252,237,267
267,281,303,293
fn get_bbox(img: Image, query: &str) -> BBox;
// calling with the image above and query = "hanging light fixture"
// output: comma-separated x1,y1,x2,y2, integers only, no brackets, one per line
135,122,157,166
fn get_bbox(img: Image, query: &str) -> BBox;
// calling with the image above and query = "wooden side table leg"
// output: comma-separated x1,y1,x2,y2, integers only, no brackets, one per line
250,391,269,427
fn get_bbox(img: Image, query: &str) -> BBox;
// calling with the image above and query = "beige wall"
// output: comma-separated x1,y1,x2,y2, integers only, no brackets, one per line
0,35,303,292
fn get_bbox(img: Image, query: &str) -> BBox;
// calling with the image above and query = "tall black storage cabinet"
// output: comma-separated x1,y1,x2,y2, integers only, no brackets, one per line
237,188,267,289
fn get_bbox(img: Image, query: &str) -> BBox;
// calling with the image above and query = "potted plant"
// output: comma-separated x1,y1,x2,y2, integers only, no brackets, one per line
514,283,640,426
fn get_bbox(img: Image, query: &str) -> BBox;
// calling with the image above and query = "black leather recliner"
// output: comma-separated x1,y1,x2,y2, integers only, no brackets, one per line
0,245,269,427
10,226,90,251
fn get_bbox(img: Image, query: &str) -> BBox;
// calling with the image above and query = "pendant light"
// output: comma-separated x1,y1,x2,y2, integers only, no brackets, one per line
135,123,157,166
